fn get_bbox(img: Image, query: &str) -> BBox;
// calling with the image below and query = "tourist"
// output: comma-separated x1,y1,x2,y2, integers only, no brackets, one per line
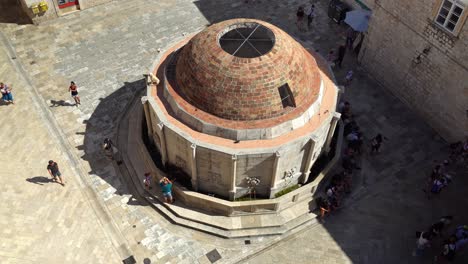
307,4,315,31
338,101,349,113
103,138,115,159
431,177,444,194
296,6,305,32
316,197,330,222
69,81,81,106
340,102,353,121
455,225,468,240
345,27,356,50
439,236,457,262
424,165,443,199
102,138,122,164
1,82,14,104
335,45,346,68
326,186,340,209
342,148,361,173
347,130,363,154
159,177,174,203
370,134,385,153
344,70,354,87
413,231,432,257
429,216,453,237
144,172,152,191
47,160,65,186
327,49,335,64
449,141,464,163
439,160,453,181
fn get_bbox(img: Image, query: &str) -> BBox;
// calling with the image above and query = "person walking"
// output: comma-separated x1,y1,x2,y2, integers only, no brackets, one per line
345,27,356,50
159,177,174,203
1,82,14,104
69,81,81,106
307,4,315,31
412,231,432,257
371,134,386,153
344,70,354,87
102,138,122,164
335,45,346,68
296,6,305,32
144,172,152,191
438,236,457,262
47,160,65,186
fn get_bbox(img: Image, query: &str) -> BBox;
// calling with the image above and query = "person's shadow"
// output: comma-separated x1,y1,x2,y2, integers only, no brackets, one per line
26,176,55,185
50,100,75,107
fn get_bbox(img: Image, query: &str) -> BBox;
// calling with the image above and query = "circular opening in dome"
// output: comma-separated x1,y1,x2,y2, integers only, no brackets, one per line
218,22,275,58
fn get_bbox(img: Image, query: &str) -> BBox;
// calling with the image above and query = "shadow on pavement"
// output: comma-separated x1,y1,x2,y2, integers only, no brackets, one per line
26,176,54,185
81,79,146,201
189,1,468,264
50,100,76,107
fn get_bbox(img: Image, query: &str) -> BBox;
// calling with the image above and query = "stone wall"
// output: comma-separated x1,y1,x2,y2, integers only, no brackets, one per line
359,0,468,141
147,99,335,199
22,0,58,23
196,147,232,197
235,153,275,197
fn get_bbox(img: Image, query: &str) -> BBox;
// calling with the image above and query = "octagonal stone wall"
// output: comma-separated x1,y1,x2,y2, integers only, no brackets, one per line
146,101,335,200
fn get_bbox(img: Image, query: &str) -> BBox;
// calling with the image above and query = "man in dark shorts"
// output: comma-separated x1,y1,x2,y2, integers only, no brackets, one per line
69,81,81,106
47,160,65,186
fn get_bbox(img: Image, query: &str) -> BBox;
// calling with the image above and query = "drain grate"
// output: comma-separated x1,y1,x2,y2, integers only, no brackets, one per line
206,249,222,263
244,240,251,245
122,255,136,264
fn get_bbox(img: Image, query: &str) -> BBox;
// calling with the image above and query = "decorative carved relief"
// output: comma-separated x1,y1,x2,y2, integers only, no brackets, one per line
282,167,298,187
283,167,296,179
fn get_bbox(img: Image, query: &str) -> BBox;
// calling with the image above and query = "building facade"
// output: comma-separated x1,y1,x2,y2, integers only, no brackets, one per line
346,0,468,141
6,0,113,24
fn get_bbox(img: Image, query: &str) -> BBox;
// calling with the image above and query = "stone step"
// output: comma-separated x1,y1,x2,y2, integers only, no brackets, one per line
116,97,320,238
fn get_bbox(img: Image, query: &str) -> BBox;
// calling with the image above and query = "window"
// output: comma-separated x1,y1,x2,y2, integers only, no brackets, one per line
278,84,296,108
435,0,466,32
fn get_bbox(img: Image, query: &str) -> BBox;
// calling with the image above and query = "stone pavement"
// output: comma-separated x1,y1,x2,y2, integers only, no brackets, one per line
0,33,119,264
0,0,467,263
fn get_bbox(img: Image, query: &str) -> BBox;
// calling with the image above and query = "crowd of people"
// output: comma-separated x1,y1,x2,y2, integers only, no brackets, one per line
296,3,315,32
414,215,468,262
317,99,387,222
413,138,468,261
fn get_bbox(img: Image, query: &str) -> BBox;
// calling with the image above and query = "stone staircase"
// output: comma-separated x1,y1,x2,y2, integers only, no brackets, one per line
115,95,319,239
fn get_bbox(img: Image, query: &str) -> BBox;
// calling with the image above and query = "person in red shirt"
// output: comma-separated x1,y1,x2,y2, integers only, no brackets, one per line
69,81,81,106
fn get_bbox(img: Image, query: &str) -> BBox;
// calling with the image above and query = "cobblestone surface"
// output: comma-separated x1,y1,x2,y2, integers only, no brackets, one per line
1,0,467,263
0,35,119,264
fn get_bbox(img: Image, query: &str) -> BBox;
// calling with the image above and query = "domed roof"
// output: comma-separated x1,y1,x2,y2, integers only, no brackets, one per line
174,19,321,121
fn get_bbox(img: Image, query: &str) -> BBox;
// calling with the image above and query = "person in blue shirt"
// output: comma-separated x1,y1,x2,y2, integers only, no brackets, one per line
159,177,174,203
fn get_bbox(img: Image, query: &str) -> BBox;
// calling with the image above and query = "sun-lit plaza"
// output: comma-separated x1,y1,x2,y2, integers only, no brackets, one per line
0,0,467,264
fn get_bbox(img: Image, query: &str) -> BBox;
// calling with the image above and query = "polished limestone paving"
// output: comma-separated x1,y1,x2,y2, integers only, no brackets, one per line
0,0,466,263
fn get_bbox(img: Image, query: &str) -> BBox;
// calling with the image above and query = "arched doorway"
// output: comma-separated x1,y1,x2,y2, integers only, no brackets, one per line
0,0,32,24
